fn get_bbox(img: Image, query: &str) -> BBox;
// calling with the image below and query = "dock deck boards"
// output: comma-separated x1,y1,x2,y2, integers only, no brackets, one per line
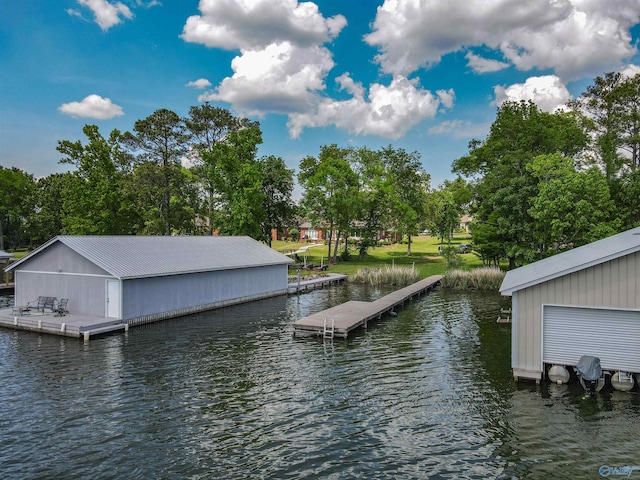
288,273,347,293
294,275,442,338
0,308,125,339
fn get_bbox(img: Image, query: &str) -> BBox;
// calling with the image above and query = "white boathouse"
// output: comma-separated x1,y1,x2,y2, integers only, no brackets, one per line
500,227,640,382
4,236,293,325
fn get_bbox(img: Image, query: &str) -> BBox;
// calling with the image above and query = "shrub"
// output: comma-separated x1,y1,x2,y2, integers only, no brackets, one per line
441,245,463,269
441,267,505,290
350,265,421,285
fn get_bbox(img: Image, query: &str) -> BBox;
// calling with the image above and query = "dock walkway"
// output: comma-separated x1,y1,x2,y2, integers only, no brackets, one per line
294,275,442,338
288,274,347,294
0,308,125,340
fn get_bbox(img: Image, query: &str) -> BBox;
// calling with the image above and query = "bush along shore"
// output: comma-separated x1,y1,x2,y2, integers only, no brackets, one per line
441,267,505,290
350,266,421,286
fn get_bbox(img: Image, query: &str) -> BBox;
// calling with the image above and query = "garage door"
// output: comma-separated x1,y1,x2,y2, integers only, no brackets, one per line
543,305,640,373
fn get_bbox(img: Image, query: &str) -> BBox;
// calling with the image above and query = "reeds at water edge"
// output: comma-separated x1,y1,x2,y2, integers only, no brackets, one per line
441,267,505,290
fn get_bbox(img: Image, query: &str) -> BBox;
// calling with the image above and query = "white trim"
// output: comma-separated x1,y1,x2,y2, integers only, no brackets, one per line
499,249,633,294
511,292,518,371
17,270,115,279
542,302,640,314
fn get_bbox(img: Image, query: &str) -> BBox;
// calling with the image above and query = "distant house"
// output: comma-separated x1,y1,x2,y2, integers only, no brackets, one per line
299,222,326,243
459,214,473,233
5,236,293,325
272,220,399,244
500,227,640,382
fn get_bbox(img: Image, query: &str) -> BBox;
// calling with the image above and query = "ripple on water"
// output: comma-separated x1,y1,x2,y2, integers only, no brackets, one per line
1,288,639,479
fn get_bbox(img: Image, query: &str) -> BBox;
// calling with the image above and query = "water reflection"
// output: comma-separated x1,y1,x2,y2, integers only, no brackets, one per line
0,287,639,479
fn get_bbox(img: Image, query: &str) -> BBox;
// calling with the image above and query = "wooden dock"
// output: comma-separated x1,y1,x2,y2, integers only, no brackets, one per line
288,274,347,294
0,308,126,340
294,275,442,338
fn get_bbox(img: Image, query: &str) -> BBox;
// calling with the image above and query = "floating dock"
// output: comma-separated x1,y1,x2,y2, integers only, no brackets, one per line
288,273,347,294
0,308,126,341
294,275,442,338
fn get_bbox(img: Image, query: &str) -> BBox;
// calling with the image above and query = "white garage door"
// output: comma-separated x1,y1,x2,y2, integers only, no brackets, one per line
543,305,640,373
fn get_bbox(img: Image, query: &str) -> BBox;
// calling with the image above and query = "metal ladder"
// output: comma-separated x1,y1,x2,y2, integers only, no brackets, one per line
323,318,335,339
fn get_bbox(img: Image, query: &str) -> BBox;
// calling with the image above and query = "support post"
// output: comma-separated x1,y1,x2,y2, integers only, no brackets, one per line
60,323,66,333
84,332,90,342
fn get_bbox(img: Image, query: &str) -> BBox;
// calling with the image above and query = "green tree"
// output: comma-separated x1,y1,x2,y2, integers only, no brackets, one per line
259,155,296,247
299,145,360,262
453,100,588,267
426,188,460,244
0,166,35,249
350,147,393,259
203,122,265,238
27,173,75,244
185,104,250,235
616,74,640,171
527,153,619,252
382,146,429,256
571,72,640,178
123,109,189,235
57,125,139,235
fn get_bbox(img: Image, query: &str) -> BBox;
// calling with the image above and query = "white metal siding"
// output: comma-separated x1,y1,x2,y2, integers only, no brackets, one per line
121,264,287,320
14,271,114,317
511,252,640,377
543,305,640,373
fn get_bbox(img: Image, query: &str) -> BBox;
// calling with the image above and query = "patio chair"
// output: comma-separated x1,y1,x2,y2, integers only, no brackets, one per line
26,296,57,313
26,296,46,312
54,298,68,317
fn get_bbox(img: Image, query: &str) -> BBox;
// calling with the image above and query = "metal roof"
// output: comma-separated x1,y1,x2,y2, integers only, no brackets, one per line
500,227,640,296
5,236,293,279
0,250,14,261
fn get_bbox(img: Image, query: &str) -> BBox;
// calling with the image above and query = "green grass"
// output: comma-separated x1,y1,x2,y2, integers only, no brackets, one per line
273,234,484,279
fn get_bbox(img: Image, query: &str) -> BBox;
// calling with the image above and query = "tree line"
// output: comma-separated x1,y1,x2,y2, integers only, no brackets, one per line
2,71,640,270
0,104,435,259
454,71,640,267
0,105,298,250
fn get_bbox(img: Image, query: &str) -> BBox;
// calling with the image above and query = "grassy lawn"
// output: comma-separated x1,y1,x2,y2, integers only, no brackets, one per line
273,234,483,278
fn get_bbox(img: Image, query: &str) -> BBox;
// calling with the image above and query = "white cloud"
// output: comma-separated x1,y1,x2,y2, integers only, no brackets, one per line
437,89,455,109
186,78,212,89
136,0,161,7
78,0,133,31
428,119,490,138
365,0,640,81
58,94,124,119
493,75,572,113
66,8,85,19
287,75,449,139
183,0,346,120
180,0,346,50
621,64,640,79
465,52,509,74
199,42,334,115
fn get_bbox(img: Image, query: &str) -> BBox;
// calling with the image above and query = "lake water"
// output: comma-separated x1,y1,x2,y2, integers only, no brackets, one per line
1,286,639,479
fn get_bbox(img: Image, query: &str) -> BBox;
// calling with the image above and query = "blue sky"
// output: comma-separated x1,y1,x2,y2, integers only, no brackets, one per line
2,1,640,190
